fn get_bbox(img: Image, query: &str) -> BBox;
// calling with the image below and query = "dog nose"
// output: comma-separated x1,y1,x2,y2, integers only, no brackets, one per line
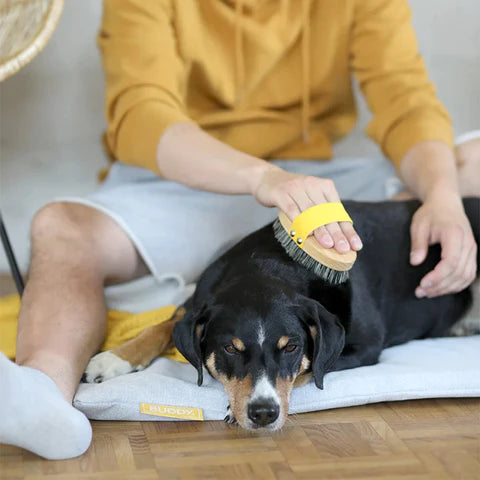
248,402,280,426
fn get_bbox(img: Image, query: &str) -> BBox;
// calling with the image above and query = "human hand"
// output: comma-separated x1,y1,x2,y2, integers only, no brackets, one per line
410,189,477,298
250,165,363,254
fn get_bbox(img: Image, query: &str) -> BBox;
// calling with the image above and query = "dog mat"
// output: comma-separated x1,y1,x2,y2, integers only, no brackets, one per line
73,277,480,421
74,335,480,421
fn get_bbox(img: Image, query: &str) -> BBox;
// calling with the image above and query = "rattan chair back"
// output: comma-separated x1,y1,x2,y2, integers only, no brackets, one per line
0,0,64,82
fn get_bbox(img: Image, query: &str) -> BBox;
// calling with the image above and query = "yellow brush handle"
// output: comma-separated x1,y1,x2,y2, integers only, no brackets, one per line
289,202,353,249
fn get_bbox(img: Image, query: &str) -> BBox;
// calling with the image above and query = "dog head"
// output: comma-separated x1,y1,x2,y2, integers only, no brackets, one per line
173,280,345,430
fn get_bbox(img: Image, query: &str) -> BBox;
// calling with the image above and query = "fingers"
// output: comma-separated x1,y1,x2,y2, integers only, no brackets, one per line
289,186,335,248
272,174,362,254
338,221,363,251
415,226,462,297
410,215,430,267
304,177,362,253
416,226,477,298
446,240,477,294
287,186,336,248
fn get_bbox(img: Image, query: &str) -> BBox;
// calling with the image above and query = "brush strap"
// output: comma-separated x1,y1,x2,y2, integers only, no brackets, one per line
288,202,353,249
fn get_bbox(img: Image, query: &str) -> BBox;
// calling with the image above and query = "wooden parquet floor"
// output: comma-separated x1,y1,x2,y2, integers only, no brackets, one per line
1,398,479,480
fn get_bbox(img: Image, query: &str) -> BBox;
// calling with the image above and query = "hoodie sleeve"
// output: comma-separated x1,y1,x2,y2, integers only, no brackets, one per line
99,0,193,174
350,0,454,168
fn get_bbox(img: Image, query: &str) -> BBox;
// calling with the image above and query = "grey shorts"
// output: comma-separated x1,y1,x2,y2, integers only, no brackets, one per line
55,157,401,293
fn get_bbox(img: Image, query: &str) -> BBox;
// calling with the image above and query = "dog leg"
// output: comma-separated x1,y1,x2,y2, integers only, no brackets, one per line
83,307,186,383
333,345,381,372
224,405,237,425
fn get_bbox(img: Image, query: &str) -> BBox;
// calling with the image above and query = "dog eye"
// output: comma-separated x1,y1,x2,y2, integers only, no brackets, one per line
284,344,298,353
224,344,239,354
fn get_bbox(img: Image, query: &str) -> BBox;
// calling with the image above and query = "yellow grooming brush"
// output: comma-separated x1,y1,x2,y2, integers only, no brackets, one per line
272,202,357,284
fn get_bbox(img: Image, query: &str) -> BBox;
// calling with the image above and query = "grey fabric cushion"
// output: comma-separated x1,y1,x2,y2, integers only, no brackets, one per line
74,335,480,422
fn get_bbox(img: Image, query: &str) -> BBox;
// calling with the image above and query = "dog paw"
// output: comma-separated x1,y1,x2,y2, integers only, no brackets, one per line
448,317,480,337
224,406,237,425
82,351,144,383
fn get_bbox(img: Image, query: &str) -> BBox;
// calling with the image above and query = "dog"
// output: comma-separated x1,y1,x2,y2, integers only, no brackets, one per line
84,198,480,430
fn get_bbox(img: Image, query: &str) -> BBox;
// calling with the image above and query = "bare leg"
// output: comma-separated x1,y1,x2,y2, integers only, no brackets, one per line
16,202,148,401
0,202,147,459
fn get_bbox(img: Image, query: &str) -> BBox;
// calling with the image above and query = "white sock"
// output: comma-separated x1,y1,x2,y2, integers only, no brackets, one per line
0,351,92,460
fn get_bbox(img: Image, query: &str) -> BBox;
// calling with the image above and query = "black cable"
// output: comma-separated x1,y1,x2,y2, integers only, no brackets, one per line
0,210,24,296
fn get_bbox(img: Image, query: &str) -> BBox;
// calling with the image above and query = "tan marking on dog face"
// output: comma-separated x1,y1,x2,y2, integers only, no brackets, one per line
216,374,253,428
293,355,313,387
275,376,295,426
309,325,317,340
232,338,246,351
205,352,218,378
277,336,290,349
299,354,311,374
294,372,312,387
274,353,313,421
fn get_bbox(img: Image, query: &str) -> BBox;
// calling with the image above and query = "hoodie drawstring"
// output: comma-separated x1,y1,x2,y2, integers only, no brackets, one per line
301,0,311,143
234,0,245,105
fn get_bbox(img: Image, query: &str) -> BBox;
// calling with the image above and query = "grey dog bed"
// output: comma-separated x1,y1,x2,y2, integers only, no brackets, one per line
74,276,480,422
74,335,480,421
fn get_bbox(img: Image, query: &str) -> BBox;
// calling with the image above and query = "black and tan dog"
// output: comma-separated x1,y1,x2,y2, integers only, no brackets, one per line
84,199,480,430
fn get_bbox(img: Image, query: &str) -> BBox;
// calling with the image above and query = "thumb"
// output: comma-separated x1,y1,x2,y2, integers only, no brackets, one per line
410,218,430,266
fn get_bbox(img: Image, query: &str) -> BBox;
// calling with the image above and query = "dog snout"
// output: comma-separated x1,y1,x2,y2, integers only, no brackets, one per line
247,401,280,427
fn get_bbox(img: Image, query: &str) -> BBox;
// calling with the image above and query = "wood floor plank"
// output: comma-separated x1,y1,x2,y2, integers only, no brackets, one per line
433,449,480,480
303,422,377,458
288,452,425,477
0,455,23,480
128,432,155,470
368,419,411,455
24,470,160,480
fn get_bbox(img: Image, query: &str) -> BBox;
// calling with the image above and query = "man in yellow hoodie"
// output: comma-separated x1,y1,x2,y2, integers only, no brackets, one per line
1,0,478,459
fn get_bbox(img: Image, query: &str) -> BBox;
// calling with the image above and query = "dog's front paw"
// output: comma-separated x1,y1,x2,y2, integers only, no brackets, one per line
224,405,237,425
82,351,144,383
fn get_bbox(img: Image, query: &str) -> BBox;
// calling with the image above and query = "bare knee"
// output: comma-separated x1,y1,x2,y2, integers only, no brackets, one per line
32,202,101,246
30,202,147,283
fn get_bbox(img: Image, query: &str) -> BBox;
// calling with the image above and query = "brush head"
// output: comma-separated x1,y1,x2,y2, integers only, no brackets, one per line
273,216,354,285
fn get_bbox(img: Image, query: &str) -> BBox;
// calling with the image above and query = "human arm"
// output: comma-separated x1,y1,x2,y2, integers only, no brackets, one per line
157,122,363,253
99,0,191,174
100,0,361,253
350,0,476,296
400,141,477,297
350,0,454,168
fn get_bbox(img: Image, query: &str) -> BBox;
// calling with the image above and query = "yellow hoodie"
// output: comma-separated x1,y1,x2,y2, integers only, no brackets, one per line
99,0,453,175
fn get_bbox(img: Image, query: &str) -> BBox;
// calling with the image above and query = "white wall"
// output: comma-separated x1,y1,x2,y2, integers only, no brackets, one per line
0,0,479,273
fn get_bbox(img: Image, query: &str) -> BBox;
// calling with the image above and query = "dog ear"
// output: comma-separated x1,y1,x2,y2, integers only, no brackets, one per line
173,305,209,386
300,299,345,390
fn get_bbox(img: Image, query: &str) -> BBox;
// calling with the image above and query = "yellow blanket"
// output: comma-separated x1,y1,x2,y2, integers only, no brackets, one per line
0,294,186,363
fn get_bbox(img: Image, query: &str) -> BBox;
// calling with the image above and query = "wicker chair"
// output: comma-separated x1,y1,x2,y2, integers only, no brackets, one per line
0,0,65,294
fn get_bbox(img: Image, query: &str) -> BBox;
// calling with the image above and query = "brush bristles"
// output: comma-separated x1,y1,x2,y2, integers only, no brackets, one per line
273,218,349,285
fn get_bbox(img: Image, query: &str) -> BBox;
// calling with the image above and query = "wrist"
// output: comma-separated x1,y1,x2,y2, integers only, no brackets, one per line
423,181,462,207
244,161,282,197
400,141,459,201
